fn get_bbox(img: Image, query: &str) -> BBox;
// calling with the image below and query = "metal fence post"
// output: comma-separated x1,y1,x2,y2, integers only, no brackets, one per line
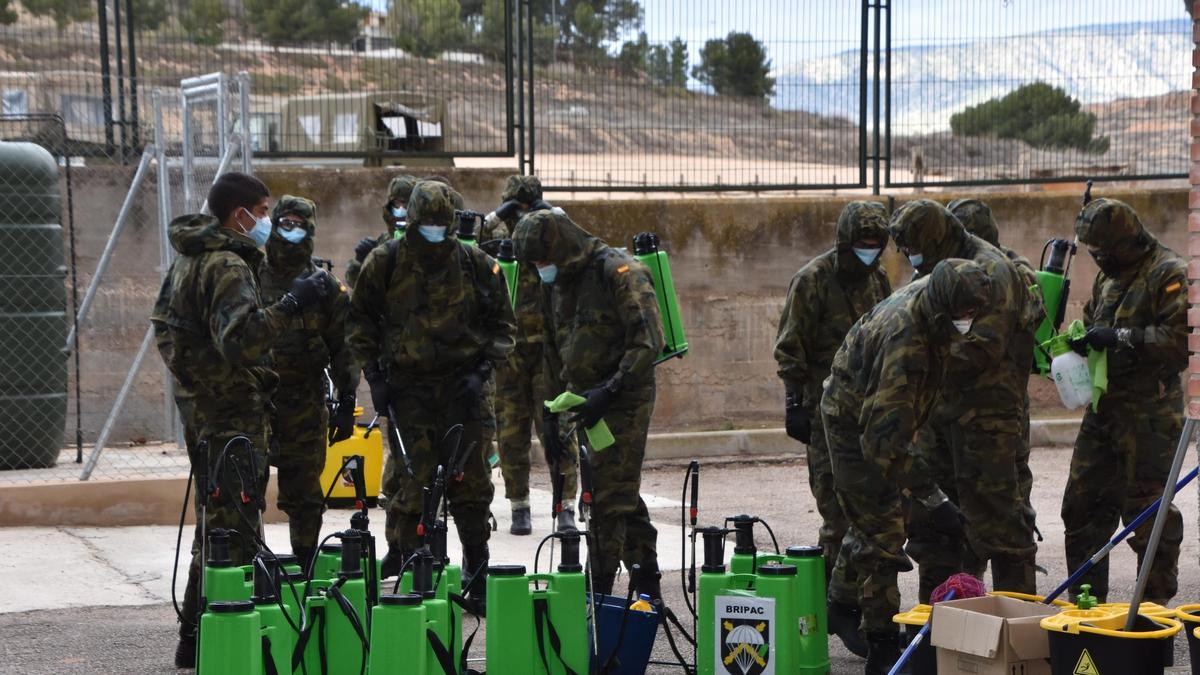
238,71,252,174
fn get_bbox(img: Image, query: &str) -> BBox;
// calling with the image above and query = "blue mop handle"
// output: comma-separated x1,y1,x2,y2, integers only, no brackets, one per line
1043,464,1199,604
888,589,956,675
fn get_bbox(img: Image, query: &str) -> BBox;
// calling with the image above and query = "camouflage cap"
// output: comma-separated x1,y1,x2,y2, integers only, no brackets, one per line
501,175,543,204
271,195,317,234
888,199,958,253
387,175,418,205
948,198,998,247
924,258,991,319
1075,198,1144,251
836,201,890,248
512,209,557,263
407,180,458,227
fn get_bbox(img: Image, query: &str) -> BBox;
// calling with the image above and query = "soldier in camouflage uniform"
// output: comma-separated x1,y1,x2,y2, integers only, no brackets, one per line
1061,198,1187,603
889,199,1042,603
347,181,515,612
347,174,416,289
486,176,579,535
949,198,1040,567
151,173,330,667
512,205,665,599
258,196,359,567
821,259,988,674
773,201,892,657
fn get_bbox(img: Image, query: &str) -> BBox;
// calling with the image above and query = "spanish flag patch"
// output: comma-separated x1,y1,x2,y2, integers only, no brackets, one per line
1165,281,1182,294
616,264,629,274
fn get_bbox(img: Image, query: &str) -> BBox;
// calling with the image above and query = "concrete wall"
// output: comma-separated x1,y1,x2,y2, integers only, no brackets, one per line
65,166,1188,441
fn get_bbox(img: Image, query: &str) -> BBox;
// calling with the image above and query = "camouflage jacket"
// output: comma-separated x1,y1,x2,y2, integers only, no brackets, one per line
1081,234,1188,395
821,278,948,491
259,258,357,402
480,216,546,348
346,234,516,382
774,203,892,411
514,209,664,393
150,214,287,419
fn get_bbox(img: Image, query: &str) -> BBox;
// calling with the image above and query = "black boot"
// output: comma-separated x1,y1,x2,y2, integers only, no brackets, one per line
380,543,403,578
865,630,901,675
174,621,197,669
510,507,532,536
828,600,869,658
462,543,489,617
635,560,663,601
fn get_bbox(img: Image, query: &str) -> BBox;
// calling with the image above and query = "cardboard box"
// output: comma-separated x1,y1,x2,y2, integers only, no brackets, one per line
931,595,1059,675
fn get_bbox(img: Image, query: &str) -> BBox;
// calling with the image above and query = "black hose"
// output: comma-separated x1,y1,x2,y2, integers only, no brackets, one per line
680,463,696,621
757,517,781,554
170,467,194,623
389,552,422,594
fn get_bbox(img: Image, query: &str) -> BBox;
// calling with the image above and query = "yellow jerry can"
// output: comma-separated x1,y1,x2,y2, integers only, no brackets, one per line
319,408,384,507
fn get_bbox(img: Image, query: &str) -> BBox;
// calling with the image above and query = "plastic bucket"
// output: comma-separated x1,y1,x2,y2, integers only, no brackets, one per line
591,593,659,675
1096,601,1176,667
893,605,935,675
1041,612,1181,675
988,590,1073,608
1174,605,1200,675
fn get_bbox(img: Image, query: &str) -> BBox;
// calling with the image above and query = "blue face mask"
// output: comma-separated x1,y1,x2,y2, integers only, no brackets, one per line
852,247,881,266
243,209,272,248
391,205,407,219
537,264,558,284
418,224,447,243
907,253,924,268
278,225,308,244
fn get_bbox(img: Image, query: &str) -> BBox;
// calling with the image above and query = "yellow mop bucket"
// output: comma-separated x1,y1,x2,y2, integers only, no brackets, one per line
893,605,935,675
1040,611,1181,675
989,590,1072,608
1174,604,1200,675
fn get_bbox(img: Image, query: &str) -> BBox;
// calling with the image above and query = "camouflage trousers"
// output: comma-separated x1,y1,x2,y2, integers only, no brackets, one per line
804,404,852,588
178,402,270,636
495,343,578,509
908,409,1037,602
823,412,910,633
383,378,495,557
1062,384,1184,602
587,384,659,594
269,393,328,562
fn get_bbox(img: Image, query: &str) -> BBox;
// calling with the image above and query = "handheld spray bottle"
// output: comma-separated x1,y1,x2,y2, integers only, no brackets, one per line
1032,180,1090,375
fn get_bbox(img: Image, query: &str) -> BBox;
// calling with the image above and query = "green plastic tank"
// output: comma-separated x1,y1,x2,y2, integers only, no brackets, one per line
0,141,67,469
486,564,535,674
632,232,688,359
784,546,830,673
370,594,428,674
497,239,519,311
197,601,261,675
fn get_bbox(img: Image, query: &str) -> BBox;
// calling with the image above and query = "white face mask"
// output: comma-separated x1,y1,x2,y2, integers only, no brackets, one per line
417,225,447,243
242,208,272,247
907,253,924,269
852,247,882,266
537,263,558,284
952,318,974,335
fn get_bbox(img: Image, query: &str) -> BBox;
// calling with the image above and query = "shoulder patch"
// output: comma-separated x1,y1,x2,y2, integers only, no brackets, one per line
1165,280,1182,294
616,264,629,274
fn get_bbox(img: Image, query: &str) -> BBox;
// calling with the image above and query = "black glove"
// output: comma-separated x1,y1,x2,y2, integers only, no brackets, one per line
1067,326,1133,356
279,269,330,315
328,393,356,445
784,392,810,444
364,366,391,418
571,378,619,429
929,499,967,537
542,406,568,467
354,237,377,263
455,361,493,408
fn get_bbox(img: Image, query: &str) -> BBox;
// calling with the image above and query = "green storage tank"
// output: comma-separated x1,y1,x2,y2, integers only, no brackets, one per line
0,142,67,469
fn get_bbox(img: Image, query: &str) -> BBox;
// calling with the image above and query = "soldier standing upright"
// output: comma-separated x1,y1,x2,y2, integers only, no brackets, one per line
258,195,358,567
346,180,515,612
151,173,330,667
773,201,892,657
1062,198,1187,604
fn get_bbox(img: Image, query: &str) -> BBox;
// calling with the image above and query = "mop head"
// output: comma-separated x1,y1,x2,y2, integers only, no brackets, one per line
931,573,986,603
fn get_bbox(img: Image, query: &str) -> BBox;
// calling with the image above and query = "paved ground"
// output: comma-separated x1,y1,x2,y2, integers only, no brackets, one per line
1,446,1197,673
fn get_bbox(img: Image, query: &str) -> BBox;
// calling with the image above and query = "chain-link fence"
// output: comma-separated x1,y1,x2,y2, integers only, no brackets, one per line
0,74,252,485
883,0,1190,188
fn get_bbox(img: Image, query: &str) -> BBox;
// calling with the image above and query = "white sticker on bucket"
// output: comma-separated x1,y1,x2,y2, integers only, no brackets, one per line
714,594,775,675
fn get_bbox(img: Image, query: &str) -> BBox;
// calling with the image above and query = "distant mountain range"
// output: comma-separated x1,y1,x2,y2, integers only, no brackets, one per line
772,19,1190,132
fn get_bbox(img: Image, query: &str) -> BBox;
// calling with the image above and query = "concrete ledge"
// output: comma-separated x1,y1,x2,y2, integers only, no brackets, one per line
2,419,1080,527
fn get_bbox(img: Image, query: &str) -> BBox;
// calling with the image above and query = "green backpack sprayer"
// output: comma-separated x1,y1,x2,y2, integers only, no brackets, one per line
632,232,688,362
1032,181,1091,375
